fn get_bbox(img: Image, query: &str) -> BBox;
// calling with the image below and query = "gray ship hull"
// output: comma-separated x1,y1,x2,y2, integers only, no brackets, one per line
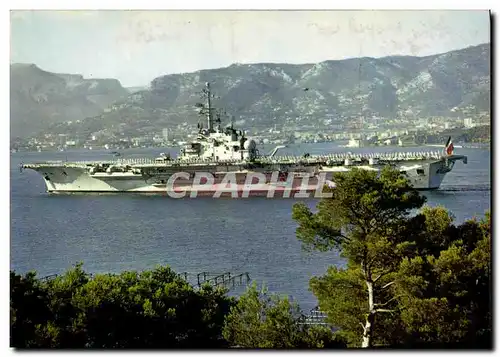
22,154,466,197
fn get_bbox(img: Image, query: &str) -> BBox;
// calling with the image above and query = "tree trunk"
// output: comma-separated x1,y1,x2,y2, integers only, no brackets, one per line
361,280,375,348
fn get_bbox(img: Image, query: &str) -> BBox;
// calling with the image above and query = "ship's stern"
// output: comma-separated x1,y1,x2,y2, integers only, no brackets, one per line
406,155,467,190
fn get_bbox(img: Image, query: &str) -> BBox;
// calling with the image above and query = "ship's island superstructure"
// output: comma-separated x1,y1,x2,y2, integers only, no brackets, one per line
21,83,468,197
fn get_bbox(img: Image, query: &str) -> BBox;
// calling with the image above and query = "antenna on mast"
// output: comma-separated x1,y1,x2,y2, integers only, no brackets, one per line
204,82,214,132
195,82,220,134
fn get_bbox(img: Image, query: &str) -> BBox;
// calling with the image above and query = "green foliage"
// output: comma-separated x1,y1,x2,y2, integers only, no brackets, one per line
293,167,426,347
308,265,366,346
422,126,491,144
293,167,426,256
293,166,491,348
395,212,491,347
222,283,346,349
10,264,233,348
11,265,348,349
10,271,53,347
293,167,425,346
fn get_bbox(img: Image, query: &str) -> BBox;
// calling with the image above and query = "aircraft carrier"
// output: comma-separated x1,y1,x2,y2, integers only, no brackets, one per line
21,83,468,198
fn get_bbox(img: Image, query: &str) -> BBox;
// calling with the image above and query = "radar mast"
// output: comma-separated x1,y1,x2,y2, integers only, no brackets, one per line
202,82,215,132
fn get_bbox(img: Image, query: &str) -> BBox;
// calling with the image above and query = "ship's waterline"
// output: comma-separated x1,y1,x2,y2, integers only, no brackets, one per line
36,169,335,198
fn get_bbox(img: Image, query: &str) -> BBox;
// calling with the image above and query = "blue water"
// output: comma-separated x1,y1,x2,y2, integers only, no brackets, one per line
10,143,490,311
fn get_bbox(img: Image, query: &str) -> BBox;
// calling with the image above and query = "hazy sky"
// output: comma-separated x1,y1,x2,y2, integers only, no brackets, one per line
10,10,490,87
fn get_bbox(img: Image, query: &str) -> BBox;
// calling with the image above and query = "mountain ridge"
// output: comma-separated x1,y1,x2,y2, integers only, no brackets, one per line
11,43,490,140
137,43,488,78
10,64,129,138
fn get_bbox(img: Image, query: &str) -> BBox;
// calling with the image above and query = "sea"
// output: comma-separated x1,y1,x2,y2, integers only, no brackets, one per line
10,143,491,312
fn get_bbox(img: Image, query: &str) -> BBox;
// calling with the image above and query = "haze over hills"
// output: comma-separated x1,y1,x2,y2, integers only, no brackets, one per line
126,86,150,94
11,43,490,140
10,63,129,138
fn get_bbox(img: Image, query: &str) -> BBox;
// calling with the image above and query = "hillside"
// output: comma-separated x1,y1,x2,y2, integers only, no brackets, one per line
18,43,490,139
10,64,129,138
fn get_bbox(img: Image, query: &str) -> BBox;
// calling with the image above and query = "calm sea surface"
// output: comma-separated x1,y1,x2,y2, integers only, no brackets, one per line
10,143,490,311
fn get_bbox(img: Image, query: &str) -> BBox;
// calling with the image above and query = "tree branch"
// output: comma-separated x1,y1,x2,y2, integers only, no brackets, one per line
381,281,395,290
338,233,351,242
374,295,401,308
348,206,367,235
372,272,387,283
374,308,396,313
361,249,369,279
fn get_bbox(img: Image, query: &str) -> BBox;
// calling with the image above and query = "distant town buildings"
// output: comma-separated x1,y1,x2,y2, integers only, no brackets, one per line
162,128,173,142
11,109,491,152
464,118,475,128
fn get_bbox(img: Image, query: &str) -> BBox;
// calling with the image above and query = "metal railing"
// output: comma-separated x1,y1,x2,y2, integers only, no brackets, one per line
298,306,331,326
24,150,448,169
180,271,251,290
39,271,250,292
